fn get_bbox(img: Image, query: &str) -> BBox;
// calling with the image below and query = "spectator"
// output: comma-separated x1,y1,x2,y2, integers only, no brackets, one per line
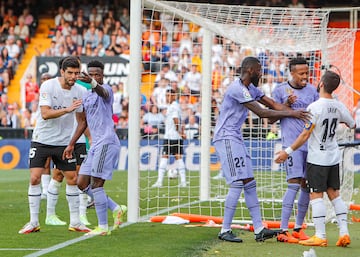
54,6,65,27
64,35,77,56
14,17,30,44
73,10,88,36
151,77,170,110
184,114,200,140
0,93,9,112
62,8,74,24
0,21,11,40
89,7,102,28
183,63,201,98
69,27,83,48
83,22,98,50
5,35,20,67
154,63,177,84
3,8,17,27
107,33,122,55
0,55,10,92
112,83,124,117
118,7,130,32
25,73,39,109
6,104,20,128
97,28,110,50
141,104,165,138
21,107,34,128
19,8,34,28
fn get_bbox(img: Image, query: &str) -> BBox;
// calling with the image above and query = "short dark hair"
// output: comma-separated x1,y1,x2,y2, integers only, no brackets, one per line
321,70,340,94
289,57,308,72
60,56,80,71
240,56,260,74
88,60,104,71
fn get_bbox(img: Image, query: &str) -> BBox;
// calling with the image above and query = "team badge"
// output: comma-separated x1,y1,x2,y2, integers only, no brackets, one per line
304,122,313,130
242,88,252,100
40,93,47,100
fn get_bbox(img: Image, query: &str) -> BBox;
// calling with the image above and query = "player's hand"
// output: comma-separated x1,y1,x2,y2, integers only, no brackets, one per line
62,145,74,160
286,95,297,106
291,110,311,122
78,71,92,83
66,99,82,113
274,150,288,163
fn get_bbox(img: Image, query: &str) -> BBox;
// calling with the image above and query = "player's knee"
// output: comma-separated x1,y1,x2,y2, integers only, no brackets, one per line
243,178,256,190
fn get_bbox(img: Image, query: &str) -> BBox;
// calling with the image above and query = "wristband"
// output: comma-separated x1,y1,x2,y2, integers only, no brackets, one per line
284,147,294,155
90,78,98,88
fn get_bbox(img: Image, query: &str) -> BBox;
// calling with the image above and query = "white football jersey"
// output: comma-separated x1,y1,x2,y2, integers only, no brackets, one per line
164,100,181,140
32,78,87,146
306,98,355,166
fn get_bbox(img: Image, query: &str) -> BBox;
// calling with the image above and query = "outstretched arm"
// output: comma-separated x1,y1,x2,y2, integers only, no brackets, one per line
274,124,314,163
244,100,310,122
79,71,109,99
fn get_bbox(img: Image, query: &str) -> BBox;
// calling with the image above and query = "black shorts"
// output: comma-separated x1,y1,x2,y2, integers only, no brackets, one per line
306,162,340,193
162,139,184,156
74,143,87,165
29,142,76,171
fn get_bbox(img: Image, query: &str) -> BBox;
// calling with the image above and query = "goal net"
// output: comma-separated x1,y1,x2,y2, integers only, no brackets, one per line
131,0,357,224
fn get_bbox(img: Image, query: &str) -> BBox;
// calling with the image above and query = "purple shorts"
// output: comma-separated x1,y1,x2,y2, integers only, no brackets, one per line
79,143,120,180
214,139,253,184
284,149,307,181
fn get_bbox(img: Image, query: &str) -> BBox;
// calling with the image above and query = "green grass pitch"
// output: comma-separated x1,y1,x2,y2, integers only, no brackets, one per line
0,169,359,257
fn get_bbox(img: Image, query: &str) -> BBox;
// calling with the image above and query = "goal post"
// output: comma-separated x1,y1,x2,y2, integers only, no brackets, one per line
128,0,358,224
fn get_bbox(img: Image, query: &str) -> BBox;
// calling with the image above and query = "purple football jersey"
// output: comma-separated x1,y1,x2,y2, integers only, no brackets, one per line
82,84,120,146
213,79,264,143
272,82,318,151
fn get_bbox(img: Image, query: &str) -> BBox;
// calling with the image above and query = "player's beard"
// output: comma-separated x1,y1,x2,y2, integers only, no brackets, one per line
251,74,260,87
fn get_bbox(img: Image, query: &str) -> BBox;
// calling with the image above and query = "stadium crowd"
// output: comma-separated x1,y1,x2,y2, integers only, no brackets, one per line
0,0,356,140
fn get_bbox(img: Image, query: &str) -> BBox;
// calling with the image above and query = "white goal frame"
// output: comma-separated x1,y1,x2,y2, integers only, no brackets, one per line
127,0,359,223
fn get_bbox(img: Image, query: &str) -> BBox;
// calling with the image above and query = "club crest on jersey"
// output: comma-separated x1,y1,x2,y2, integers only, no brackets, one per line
304,122,312,130
242,88,252,100
40,93,47,100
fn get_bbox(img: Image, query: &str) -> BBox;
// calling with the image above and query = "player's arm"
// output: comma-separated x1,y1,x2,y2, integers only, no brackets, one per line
244,100,310,122
63,111,87,159
174,116,186,139
79,71,109,99
258,95,298,123
274,123,314,163
259,95,298,111
41,100,83,120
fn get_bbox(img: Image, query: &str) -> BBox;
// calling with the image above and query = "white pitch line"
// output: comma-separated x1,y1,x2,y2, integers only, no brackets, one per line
0,248,43,251
22,222,132,257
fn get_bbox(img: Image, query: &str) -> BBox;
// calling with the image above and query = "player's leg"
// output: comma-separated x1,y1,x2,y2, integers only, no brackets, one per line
85,143,126,235
55,146,90,232
152,139,170,187
299,163,327,246
41,157,51,199
292,151,310,240
277,151,304,243
215,140,245,243
74,143,91,225
19,142,49,234
326,164,350,247
174,139,186,187
45,168,66,225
